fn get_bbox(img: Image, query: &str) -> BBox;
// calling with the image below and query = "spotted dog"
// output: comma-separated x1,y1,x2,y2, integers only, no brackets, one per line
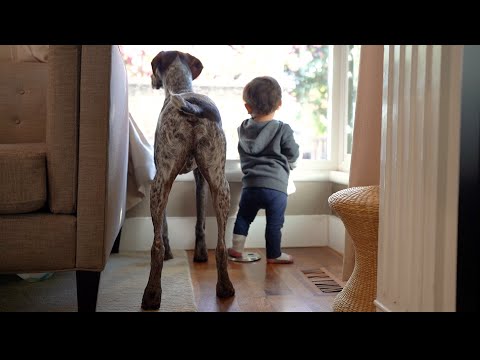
141,51,235,310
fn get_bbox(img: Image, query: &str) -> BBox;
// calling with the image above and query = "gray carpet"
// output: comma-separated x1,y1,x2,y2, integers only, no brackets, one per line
0,250,197,312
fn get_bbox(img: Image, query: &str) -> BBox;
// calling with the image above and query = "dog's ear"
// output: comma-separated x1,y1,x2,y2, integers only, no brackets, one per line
181,52,203,80
151,51,179,76
151,51,179,89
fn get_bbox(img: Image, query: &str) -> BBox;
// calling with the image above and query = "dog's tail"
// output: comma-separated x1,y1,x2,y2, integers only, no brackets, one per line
170,93,221,124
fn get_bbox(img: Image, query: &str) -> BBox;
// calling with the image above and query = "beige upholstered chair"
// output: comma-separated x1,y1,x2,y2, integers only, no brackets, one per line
0,46,129,312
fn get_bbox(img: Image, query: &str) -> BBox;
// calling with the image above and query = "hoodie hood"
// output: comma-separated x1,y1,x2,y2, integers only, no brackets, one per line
238,119,281,155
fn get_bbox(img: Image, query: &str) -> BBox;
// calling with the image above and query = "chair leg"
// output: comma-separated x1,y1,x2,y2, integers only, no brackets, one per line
76,270,101,312
111,227,123,254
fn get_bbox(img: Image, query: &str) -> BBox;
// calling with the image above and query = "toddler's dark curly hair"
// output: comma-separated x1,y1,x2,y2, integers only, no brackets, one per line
243,76,282,116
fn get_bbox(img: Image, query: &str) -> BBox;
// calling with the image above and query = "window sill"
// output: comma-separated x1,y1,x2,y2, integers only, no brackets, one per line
175,167,349,185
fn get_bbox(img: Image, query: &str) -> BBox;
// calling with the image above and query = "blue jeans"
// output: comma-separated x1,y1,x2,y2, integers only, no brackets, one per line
233,187,288,259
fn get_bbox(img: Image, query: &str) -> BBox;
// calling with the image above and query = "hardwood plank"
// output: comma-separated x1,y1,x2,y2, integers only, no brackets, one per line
267,295,313,312
187,247,343,312
303,295,335,312
238,297,276,312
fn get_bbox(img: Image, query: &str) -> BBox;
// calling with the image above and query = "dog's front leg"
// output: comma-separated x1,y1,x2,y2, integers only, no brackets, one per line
193,168,208,262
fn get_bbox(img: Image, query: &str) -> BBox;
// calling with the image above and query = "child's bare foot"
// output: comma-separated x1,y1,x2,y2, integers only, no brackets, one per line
267,253,294,264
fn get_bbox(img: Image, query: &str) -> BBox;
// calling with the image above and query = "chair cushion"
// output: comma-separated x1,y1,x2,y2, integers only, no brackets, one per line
0,63,48,144
0,143,47,214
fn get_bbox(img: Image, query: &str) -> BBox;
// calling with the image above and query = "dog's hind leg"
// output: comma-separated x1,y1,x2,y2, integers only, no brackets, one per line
142,138,190,310
162,211,173,260
193,168,208,262
202,172,234,298
194,130,235,298
141,173,171,310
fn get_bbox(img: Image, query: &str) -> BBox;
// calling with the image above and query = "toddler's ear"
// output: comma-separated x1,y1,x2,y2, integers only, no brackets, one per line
244,103,253,114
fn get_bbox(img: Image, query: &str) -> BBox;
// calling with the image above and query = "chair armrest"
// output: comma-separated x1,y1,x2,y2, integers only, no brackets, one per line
76,46,129,270
105,46,129,260
46,46,81,214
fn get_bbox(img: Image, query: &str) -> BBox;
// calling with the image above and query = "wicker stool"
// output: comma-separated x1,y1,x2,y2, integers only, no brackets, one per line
328,185,379,312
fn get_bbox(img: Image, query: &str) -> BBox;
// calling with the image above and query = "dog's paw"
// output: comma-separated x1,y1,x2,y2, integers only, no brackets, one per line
216,281,235,298
141,287,161,311
164,249,174,261
193,249,208,263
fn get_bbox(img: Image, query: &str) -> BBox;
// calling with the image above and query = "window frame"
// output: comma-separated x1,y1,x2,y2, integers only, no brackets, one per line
222,45,355,181
336,45,353,173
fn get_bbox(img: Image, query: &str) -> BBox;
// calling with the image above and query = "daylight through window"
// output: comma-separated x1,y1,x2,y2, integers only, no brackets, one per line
120,45,360,167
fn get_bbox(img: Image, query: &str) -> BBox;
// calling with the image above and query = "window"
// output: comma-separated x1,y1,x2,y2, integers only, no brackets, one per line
336,45,361,172
120,45,360,174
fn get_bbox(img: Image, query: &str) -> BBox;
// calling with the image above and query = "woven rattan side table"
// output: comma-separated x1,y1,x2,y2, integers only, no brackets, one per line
328,185,379,312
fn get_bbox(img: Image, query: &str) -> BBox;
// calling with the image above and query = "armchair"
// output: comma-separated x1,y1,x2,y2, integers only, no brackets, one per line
0,45,129,312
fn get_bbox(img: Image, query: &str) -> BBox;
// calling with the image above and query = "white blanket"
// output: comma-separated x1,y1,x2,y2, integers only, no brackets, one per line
126,113,156,210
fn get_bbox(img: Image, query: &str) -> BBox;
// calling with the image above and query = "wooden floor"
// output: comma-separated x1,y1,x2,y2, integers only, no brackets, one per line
187,247,344,312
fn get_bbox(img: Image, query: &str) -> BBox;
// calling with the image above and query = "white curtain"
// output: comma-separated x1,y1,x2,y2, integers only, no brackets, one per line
343,45,384,281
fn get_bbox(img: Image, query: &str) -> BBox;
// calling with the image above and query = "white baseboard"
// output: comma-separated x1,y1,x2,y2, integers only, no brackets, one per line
328,215,345,255
120,215,330,251
373,300,392,312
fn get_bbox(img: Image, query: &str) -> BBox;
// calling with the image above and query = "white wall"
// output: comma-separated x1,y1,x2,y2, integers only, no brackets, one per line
120,214,345,254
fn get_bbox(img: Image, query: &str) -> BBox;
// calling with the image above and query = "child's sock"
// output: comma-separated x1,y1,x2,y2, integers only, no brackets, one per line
267,252,294,264
228,234,246,258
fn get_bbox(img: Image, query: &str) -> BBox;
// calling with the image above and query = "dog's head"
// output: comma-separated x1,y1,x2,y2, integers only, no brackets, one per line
151,51,203,90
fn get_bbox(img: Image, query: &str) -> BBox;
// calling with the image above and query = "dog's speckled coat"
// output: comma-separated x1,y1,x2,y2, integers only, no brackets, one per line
141,51,235,310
